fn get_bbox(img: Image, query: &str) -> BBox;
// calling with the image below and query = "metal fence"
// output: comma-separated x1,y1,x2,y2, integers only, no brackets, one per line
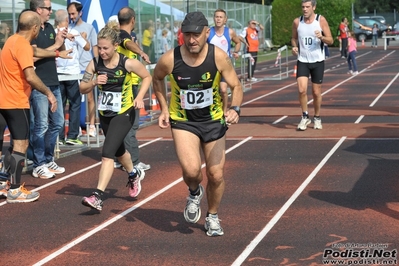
0,0,271,60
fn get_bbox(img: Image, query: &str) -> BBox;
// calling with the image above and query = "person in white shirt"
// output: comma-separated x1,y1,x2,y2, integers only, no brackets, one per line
55,9,89,145
207,9,242,113
291,0,333,131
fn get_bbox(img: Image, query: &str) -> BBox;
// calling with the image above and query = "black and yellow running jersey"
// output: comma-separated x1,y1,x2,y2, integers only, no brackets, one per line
117,29,140,86
169,44,224,122
95,54,134,117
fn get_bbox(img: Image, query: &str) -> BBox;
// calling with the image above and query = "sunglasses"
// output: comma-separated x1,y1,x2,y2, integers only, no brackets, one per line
40,6,52,11
251,22,257,25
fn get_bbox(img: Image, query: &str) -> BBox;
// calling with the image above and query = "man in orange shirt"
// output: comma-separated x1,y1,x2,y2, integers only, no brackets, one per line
0,10,70,203
240,20,264,82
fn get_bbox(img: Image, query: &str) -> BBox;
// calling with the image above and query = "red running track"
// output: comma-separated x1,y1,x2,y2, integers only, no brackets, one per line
1,47,398,266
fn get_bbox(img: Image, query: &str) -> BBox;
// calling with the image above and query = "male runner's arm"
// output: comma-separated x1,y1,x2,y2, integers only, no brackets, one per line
318,16,333,45
230,29,241,59
152,49,174,129
214,46,243,124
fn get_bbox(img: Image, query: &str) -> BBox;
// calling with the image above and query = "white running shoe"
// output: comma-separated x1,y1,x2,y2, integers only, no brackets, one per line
136,162,151,171
184,185,204,223
314,118,323,130
32,165,55,179
204,213,224,237
297,116,311,131
45,161,65,174
89,125,96,137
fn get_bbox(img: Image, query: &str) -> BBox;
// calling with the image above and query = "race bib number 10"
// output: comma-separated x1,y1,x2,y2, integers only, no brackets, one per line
98,91,122,112
180,88,213,110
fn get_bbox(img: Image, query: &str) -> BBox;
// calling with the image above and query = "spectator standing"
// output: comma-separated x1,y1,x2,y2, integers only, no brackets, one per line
240,19,264,81
79,21,152,211
163,22,173,50
29,0,67,179
142,21,155,63
155,18,163,60
67,1,98,138
207,8,242,113
54,9,89,145
347,30,358,75
371,23,378,47
0,11,69,202
338,17,348,58
0,22,11,50
152,11,244,236
113,7,151,172
173,20,180,47
161,29,170,54
291,0,333,131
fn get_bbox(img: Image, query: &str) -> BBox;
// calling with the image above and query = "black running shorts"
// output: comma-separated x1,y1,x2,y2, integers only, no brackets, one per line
171,119,228,143
296,61,325,84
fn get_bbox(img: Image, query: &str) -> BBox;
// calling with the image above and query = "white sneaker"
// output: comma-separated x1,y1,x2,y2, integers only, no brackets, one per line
297,116,311,131
313,118,323,130
347,70,353,74
114,161,122,169
136,162,151,171
89,125,96,137
45,161,65,174
352,71,359,75
32,165,55,179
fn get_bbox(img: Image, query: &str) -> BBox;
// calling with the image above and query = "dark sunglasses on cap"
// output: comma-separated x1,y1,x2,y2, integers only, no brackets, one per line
40,6,52,11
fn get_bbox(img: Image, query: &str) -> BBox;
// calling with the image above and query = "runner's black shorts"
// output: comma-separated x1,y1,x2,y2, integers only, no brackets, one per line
171,119,228,143
296,61,325,84
0,109,30,140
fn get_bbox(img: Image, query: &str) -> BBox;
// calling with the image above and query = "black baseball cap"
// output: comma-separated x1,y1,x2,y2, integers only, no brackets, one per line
181,11,208,33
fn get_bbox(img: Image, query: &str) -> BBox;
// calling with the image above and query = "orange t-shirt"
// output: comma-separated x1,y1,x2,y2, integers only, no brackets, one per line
245,27,259,52
339,23,348,39
0,34,34,109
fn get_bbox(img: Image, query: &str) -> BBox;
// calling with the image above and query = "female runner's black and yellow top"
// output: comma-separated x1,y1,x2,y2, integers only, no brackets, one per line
169,44,224,122
95,54,134,117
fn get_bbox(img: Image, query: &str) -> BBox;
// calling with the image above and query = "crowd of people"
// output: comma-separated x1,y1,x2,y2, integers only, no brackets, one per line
1,0,341,237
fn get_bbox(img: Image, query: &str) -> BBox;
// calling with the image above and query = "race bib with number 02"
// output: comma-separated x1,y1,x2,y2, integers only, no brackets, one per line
98,91,122,112
180,88,213,110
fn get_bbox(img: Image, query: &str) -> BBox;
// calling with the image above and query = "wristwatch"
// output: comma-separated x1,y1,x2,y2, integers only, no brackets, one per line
230,106,241,116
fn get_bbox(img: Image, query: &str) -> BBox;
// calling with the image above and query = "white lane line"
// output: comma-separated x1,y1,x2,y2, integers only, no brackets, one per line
232,136,347,266
241,82,297,106
355,115,364,124
273,116,288,124
32,137,253,266
0,138,163,207
369,72,399,107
